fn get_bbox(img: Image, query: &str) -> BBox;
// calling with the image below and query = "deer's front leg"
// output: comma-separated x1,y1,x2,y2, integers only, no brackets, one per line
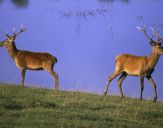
140,76,144,100
146,75,157,102
21,69,26,87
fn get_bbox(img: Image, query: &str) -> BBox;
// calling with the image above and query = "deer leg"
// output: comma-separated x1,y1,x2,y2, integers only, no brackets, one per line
146,75,157,102
118,72,127,98
140,76,144,100
21,69,26,87
48,69,59,91
104,71,122,96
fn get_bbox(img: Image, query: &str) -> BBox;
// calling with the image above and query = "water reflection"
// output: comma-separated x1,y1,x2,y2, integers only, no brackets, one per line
136,15,144,22
58,0,115,34
98,0,130,3
0,0,29,8
59,8,109,19
59,7,113,34
12,0,29,8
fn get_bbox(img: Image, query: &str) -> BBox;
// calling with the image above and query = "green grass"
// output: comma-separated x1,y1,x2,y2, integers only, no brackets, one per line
0,83,163,128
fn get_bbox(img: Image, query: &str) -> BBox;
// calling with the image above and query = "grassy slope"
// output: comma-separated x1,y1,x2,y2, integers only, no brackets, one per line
0,84,163,128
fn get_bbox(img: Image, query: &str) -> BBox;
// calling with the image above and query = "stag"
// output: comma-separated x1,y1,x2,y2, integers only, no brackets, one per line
0,26,59,91
104,26,163,102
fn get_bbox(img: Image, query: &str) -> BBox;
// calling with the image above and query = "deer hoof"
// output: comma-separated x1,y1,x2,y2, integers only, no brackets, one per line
153,97,157,102
120,95,124,98
103,91,107,96
54,88,59,93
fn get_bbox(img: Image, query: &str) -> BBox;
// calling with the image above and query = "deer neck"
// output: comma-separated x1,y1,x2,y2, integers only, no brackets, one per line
7,41,18,60
147,48,160,69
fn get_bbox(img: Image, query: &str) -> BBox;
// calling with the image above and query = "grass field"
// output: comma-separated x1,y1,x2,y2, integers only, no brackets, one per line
0,83,163,128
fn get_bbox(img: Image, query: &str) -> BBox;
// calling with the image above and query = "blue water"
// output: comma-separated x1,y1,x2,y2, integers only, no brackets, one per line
0,0,163,100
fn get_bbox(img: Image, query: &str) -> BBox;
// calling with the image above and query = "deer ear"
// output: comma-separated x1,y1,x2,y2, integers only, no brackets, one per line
6,33,10,38
158,43,162,46
150,41,155,46
12,35,16,40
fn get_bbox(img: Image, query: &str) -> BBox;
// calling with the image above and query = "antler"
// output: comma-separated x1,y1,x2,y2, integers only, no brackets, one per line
160,37,163,44
152,28,161,43
5,31,10,38
137,25,154,42
13,25,26,38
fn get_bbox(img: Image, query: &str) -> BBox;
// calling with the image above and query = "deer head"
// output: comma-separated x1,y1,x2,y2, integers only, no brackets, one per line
0,26,26,48
137,25,163,55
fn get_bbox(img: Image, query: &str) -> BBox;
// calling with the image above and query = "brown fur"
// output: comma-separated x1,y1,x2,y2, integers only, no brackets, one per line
104,43,163,102
15,50,57,70
0,34,59,91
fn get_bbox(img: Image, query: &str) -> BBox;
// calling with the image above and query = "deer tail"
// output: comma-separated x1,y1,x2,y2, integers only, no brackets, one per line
53,56,58,63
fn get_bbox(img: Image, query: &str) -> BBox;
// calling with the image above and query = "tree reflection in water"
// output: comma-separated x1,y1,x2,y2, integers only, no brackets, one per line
11,0,28,8
98,0,130,3
0,0,29,8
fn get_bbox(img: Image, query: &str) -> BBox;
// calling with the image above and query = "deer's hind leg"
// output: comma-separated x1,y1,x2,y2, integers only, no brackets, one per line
118,72,127,98
50,69,59,91
104,68,122,96
44,64,59,91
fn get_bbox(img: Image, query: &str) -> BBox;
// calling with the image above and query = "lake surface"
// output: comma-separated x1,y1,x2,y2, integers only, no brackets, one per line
0,0,163,100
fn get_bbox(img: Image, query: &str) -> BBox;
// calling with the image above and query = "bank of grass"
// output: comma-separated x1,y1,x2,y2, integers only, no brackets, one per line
0,83,163,128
